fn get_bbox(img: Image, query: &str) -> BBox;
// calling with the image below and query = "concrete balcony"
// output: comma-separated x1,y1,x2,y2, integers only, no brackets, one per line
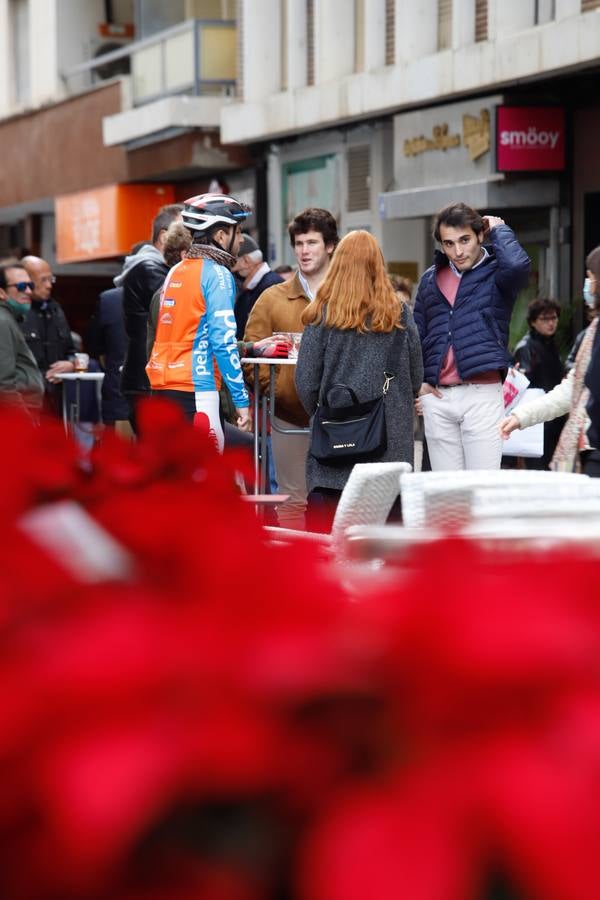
62,19,237,150
102,93,231,149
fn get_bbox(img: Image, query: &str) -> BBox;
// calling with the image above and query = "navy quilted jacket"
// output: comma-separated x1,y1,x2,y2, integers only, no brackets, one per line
414,225,530,385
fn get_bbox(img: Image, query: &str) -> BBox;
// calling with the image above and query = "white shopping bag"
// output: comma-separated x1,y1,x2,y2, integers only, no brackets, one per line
502,388,544,458
503,367,530,412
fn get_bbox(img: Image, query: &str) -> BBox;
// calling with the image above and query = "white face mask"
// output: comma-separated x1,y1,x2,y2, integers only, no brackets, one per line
584,277,596,308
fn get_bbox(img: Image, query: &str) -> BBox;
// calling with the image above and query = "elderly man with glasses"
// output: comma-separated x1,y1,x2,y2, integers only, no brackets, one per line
20,255,77,416
512,296,566,469
0,263,44,412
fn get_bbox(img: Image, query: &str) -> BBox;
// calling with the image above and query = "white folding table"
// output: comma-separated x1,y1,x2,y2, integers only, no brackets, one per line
240,357,310,494
55,371,104,435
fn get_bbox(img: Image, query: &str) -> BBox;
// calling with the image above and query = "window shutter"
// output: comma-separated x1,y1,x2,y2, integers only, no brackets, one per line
475,0,488,41
438,0,452,50
385,0,395,66
347,146,371,212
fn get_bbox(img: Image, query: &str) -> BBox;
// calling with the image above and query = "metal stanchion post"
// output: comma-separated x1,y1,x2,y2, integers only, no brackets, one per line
61,386,69,435
252,362,260,494
260,390,268,494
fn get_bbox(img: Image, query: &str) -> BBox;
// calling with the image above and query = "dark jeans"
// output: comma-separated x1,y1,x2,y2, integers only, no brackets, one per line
306,486,404,534
125,392,148,435
306,488,341,533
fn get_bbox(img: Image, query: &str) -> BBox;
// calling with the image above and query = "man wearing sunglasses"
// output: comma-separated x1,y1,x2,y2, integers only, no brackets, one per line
0,264,44,412
20,255,77,415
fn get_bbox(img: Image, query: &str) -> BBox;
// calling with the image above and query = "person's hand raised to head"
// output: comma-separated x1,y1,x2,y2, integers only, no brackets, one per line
482,215,505,236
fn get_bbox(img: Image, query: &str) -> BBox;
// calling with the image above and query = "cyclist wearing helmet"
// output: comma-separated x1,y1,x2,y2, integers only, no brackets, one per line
146,193,252,450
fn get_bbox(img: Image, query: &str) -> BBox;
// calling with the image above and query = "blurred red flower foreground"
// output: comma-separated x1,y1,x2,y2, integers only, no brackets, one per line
1,401,600,900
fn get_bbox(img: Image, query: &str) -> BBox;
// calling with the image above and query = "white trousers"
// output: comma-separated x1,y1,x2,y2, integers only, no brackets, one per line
193,390,224,452
271,415,310,528
421,382,504,471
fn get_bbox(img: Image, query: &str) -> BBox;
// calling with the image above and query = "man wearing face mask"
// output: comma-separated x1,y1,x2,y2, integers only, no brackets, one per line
583,259,600,473
0,264,44,412
501,246,600,476
232,234,283,340
565,274,597,373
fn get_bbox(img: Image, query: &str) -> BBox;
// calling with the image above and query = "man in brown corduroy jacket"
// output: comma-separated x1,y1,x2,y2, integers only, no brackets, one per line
244,208,338,528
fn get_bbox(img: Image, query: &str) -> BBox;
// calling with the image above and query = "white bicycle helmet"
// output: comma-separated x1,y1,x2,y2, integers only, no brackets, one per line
182,193,251,234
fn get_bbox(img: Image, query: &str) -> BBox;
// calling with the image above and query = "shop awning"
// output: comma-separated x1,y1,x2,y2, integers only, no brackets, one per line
55,183,175,263
379,176,560,220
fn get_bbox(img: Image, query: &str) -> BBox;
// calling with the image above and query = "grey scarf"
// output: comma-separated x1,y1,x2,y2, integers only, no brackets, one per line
186,242,236,270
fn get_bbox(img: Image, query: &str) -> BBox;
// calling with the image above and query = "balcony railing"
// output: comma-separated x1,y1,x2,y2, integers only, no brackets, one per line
62,19,236,105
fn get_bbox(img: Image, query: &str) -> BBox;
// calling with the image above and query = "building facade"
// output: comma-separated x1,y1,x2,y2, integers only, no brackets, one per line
2,1,600,335
223,0,600,333
0,0,252,332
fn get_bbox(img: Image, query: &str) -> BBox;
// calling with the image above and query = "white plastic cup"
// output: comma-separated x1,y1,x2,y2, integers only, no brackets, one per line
74,353,89,372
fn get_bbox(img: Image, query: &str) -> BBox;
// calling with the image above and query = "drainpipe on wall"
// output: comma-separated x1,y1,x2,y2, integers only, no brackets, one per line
549,205,560,300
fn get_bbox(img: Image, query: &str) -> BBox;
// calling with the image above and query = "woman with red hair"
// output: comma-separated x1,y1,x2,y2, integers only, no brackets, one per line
295,230,423,529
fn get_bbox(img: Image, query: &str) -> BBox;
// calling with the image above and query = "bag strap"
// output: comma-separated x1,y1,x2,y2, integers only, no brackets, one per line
382,308,408,393
324,384,360,406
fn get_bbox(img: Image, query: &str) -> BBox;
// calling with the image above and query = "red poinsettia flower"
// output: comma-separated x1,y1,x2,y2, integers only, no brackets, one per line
1,402,600,900
0,405,82,519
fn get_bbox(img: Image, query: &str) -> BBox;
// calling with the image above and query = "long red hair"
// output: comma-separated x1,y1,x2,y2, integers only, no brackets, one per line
301,230,404,333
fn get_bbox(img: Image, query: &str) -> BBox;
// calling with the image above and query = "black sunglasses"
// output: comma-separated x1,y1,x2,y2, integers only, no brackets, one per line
6,281,34,292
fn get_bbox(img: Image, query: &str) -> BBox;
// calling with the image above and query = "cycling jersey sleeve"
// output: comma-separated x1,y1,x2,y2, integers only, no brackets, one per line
201,261,249,408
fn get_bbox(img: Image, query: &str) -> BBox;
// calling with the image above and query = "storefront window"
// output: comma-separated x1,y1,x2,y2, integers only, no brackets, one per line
281,155,340,264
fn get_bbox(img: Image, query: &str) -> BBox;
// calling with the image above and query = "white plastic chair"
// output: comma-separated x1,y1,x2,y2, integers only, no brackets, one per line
463,515,600,551
341,470,600,566
399,469,590,529
330,461,412,557
345,514,600,565
264,461,412,560
470,480,600,522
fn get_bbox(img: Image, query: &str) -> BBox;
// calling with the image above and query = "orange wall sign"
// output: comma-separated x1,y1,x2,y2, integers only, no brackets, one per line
55,183,176,263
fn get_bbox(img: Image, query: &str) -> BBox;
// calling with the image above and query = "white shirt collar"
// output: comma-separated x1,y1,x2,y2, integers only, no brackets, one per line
448,245,489,278
297,270,314,300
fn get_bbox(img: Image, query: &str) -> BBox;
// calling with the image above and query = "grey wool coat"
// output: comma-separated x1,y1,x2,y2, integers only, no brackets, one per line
295,307,424,492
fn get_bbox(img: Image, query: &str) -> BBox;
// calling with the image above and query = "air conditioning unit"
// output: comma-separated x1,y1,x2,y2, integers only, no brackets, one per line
98,22,134,39
92,39,131,80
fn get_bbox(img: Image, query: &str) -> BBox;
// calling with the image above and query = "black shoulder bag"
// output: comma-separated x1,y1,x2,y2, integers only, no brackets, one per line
309,326,406,466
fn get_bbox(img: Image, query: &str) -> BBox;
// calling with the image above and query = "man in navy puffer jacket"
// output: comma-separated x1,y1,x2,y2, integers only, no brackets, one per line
414,202,530,470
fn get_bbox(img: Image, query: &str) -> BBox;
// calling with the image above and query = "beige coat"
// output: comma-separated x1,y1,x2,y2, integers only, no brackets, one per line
513,317,598,470
243,273,310,427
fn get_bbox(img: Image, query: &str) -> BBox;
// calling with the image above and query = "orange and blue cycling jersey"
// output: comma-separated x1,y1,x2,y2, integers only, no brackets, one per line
146,256,249,408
